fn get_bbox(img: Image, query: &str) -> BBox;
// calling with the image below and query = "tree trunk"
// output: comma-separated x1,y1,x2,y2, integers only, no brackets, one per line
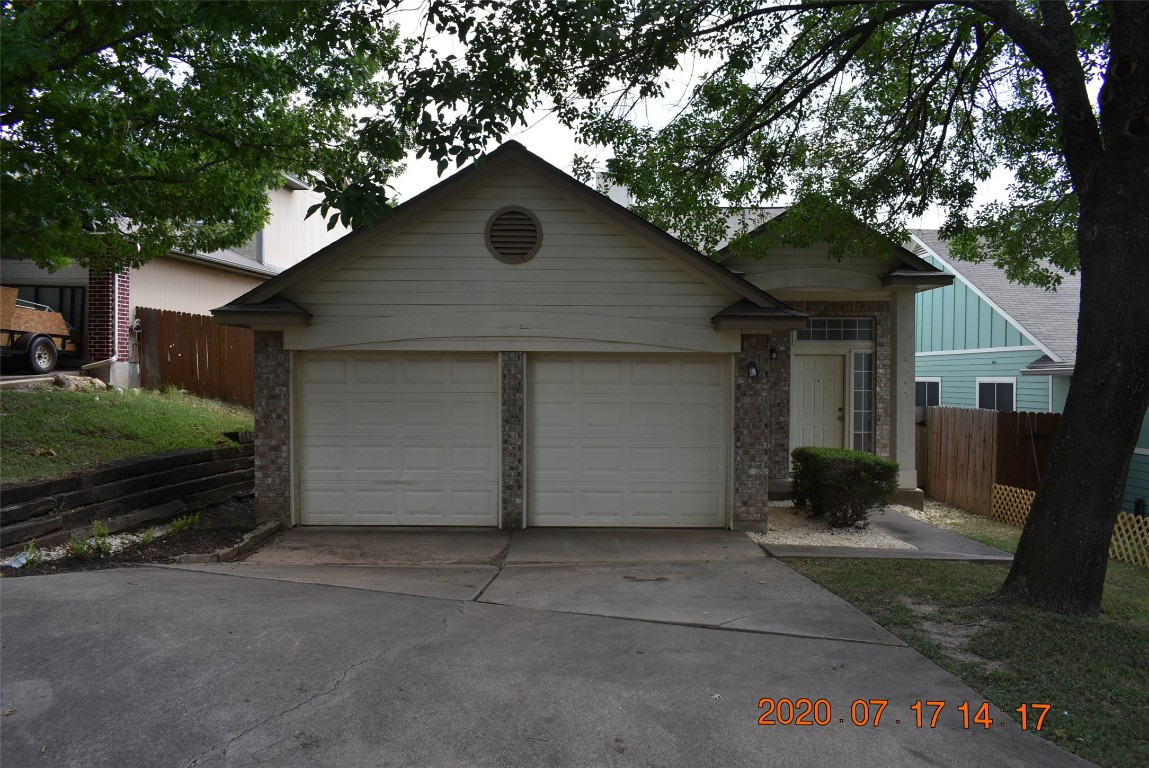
997,15,1149,613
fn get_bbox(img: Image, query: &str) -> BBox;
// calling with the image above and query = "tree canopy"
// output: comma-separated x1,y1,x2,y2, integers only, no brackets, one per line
385,0,1147,616
1,0,403,271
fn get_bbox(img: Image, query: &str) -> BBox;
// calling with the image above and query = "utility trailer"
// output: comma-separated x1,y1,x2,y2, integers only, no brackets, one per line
0,285,81,374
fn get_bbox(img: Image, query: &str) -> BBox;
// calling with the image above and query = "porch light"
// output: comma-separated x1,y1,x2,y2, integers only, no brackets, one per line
769,347,779,360
747,361,759,378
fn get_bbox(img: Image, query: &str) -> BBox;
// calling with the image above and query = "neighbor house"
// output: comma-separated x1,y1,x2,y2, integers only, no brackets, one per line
213,141,951,530
909,229,1148,515
0,175,348,386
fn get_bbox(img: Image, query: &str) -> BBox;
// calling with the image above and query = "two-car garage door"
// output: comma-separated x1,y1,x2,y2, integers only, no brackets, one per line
297,353,728,527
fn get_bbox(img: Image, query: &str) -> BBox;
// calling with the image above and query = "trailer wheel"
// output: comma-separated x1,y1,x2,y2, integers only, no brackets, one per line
26,336,58,375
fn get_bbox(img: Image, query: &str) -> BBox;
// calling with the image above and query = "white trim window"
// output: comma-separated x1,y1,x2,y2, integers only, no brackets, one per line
796,317,874,342
915,378,941,407
976,377,1015,411
852,351,875,452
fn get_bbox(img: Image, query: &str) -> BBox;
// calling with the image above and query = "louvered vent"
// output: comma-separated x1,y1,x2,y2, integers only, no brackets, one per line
486,207,541,264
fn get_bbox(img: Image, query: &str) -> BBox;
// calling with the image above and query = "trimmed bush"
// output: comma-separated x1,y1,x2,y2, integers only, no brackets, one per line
791,447,899,528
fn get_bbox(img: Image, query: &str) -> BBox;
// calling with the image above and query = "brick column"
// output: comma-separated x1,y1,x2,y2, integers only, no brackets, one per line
500,351,525,529
254,331,292,525
734,335,772,530
87,268,131,359
764,331,792,488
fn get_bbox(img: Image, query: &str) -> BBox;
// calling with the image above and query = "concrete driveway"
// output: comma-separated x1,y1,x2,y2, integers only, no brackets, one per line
0,529,1090,767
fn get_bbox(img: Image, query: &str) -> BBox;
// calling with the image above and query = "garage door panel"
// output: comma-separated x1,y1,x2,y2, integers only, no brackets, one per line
528,355,728,527
298,353,498,526
350,358,398,384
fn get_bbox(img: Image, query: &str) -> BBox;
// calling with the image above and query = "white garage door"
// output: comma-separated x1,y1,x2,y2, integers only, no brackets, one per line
298,353,499,525
528,355,729,527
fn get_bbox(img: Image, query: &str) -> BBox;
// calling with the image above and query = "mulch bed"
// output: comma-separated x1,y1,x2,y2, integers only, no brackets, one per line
2,496,258,578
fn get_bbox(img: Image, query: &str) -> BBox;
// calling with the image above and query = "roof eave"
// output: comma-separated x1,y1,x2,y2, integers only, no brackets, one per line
712,316,809,331
881,272,954,290
1020,363,1074,376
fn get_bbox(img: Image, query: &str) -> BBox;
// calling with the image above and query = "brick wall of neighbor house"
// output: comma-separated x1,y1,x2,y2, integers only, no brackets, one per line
790,300,892,459
87,269,131,361
734,334,773,528
500,351,525,529
254,331,291,524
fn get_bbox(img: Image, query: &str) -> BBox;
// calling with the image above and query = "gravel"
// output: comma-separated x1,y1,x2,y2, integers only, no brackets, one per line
747,502,917,550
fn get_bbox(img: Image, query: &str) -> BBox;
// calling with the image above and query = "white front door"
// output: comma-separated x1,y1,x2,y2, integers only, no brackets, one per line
528,354,729,527
791,354,844,450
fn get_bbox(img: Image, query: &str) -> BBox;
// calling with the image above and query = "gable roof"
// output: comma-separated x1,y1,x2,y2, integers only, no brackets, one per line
717,208,951,288
909,230,1079,368
214,141,798,327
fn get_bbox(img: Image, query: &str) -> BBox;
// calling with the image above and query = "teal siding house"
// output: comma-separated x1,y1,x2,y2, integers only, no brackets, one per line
910,230,1148,514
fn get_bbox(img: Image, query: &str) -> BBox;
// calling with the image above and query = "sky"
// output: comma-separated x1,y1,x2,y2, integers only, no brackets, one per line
388,111,1014,233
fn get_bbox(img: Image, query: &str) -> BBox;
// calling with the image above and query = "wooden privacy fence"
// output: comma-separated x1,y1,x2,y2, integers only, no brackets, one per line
915,406,1148,568
137,307,254,408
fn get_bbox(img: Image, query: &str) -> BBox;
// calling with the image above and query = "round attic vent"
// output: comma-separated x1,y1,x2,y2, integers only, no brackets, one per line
485,207,541,264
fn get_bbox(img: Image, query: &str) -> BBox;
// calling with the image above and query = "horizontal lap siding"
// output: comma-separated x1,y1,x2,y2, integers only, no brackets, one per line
915,350,1050,410
1124,453,1149,512
724,248,891,293
287,169,737,353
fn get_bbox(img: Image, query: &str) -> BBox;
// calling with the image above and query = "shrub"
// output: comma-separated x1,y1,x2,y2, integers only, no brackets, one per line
66,535,91,558
791,447,899,528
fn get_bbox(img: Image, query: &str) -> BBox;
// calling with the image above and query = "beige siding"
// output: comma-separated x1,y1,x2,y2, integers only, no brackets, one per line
262,188,351,271
130,257,264,317
284,166,741,354
724,246,893,296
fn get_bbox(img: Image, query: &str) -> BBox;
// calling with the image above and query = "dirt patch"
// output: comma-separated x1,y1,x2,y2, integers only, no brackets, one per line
901,597,1004,670
2,496,258,577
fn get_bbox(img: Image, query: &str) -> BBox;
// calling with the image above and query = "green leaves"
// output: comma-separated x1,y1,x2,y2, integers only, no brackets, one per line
2,0,405,270
388,1,1108,274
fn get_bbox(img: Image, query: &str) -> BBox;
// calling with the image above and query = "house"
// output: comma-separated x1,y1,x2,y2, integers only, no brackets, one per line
909,229,1148,515
213,141,951,530
0,175,348,386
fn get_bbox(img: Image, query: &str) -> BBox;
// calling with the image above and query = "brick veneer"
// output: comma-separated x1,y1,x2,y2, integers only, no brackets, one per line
500,351,525,529
87,268,131,361
734,335,773,527
254,331,291,524
763,330,793,483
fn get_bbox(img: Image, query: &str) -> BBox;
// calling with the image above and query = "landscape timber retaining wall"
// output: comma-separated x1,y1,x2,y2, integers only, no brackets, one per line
0,440,254,551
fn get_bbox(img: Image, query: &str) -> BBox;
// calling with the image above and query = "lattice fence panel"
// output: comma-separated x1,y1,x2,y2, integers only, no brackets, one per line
991,485,1148,569
1110,512,1149,568
991,484,1034,528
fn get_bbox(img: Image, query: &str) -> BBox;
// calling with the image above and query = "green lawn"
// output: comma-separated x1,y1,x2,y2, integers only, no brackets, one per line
785,555,1149,768
0,388,253,484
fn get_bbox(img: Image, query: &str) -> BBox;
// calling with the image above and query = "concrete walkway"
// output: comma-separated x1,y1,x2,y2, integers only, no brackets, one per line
760,507,1014,561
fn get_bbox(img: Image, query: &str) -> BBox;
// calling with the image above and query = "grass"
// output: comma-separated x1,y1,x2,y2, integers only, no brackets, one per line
0,388,253,484
785,556,1149,768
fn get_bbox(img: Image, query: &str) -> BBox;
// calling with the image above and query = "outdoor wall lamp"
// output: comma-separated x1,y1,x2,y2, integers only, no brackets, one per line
747,361,759,378
769,347,779,360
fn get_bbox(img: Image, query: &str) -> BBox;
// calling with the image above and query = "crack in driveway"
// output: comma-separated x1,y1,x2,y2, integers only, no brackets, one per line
184,607,461,768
